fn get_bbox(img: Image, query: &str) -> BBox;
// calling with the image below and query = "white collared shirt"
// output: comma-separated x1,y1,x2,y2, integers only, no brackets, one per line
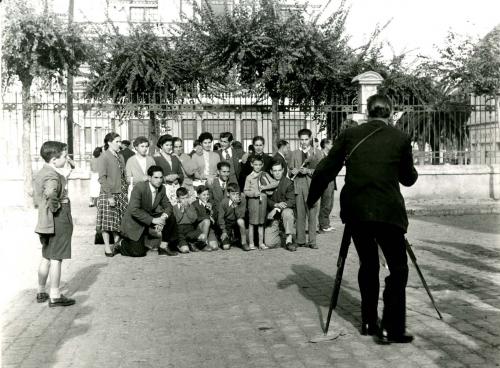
149,182,158,205
223,147,232,159
300,146,311,155
218,178,227,190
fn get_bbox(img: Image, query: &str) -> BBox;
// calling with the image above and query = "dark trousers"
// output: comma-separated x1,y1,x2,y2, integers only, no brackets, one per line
177,223,202,247
350,221,409,335
120,216,178,257
318,181,335,229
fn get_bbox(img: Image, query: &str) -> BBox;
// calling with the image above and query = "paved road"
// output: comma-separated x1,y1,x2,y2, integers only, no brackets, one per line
1,208,499,368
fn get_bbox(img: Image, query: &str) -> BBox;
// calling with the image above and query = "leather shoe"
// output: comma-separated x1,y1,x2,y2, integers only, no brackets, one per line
286,242,297,252
309,243,318,249
377,329,414,344
158,247,178,256
49,294,75,308
241,243,250,251
36,292,49,303
361,321,380,336
178,245,190,254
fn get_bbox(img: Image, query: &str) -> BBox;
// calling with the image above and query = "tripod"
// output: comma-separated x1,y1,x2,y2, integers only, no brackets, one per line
323,225,442,336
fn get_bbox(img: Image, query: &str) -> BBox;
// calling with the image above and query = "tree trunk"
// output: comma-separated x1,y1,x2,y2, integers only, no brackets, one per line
66,0,75,158
149,110,157,155
271,97,279,153
66,73,74,157
21,80,34,208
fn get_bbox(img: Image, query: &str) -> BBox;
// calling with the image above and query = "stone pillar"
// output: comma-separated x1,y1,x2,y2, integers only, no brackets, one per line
352,71,384,122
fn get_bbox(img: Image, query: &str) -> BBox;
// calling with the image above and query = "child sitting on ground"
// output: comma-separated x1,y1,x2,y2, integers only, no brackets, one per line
217,183,248,251
172,187,208,253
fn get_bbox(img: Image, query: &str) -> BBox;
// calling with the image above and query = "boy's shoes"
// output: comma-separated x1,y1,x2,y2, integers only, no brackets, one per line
241,243,251,251
36,292,49,303
308,243,318,249
248,244,257,251
179,245,190,254
190,241,203,252
285,242,297,252
49,294,75,308
201,244,212,252
158,247,178,256
222,243,231,250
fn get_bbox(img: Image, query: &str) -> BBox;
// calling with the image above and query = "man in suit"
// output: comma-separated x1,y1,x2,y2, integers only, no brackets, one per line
307,94,418,344
264,160,296,251
288,128,323,249
217,132,244,185
317,138,337,233
116,165,179,257
119,140,135,164
272,139,289,177
207,161,238,225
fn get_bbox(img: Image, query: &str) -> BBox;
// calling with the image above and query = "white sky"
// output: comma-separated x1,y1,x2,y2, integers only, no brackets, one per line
324,0,500,60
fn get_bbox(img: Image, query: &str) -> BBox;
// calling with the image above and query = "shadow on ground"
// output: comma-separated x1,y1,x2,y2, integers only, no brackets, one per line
415,214,500,234
1,262,107,367
277,264,362,333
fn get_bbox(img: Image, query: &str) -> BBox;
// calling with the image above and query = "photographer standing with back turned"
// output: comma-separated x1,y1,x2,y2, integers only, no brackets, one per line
307,94,418,344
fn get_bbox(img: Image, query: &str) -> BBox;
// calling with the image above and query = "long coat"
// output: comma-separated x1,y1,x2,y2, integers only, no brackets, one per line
120,181,174,241
307,118,418,232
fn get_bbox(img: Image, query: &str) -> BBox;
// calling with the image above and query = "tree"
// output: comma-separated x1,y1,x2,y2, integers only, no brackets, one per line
2,1,87,206
379,30,500,164
177,0,352,150
85,23,222,149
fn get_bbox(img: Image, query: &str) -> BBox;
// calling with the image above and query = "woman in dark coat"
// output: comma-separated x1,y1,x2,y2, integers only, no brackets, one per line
154,134,184,205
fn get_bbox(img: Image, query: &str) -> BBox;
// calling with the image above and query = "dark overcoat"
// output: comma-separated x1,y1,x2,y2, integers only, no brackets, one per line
307,118,418,232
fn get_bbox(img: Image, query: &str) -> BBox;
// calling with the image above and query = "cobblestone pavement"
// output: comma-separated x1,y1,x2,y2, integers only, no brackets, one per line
1,206,499,368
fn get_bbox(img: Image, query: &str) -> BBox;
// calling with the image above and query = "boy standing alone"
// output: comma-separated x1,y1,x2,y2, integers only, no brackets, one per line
34,141,75,307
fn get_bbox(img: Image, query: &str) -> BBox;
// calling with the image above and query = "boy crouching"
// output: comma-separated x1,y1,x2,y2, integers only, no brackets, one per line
173,187,208,253
217,183,248,251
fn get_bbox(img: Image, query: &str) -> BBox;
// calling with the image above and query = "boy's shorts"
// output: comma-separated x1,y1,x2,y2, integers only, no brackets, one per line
177,224,202,247
39,204,73,260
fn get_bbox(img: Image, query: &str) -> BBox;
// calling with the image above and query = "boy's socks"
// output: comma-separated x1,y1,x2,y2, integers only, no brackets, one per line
37,285,46,293
49,288,61,300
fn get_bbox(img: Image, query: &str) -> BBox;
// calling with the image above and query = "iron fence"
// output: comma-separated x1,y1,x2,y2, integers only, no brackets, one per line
1,91,498,176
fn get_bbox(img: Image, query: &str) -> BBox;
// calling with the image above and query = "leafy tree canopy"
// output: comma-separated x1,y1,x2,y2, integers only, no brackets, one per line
2,0,87,87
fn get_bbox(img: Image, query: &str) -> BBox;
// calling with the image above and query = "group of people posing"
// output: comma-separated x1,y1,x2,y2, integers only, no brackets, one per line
91,129,337,257
34,93,418,347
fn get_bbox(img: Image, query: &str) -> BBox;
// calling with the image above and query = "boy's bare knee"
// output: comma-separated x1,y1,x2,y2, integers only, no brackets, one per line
236,218,245,227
